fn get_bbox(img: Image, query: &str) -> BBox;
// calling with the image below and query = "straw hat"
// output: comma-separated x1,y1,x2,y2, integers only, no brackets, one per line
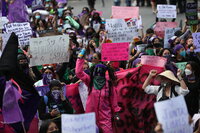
156,70,180,84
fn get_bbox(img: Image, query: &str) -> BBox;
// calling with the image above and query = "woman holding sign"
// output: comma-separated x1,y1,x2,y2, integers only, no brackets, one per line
75,49,120,133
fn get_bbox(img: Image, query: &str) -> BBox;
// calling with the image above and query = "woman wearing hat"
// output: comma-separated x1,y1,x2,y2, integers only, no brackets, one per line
142,69,189,102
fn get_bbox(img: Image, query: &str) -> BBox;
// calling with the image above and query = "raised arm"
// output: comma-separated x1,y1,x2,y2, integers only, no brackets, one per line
142,70,157,90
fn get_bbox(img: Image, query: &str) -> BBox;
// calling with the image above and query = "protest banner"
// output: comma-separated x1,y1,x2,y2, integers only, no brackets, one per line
106,19,138,43
164,27,181,48
141,55,167,68
136,44,147,52
113,65,164,132
112,6,139,19
4,22,32,47
61,113,96,133
154,22,178,38
78,82,88,111
101,42,129,61
176,62,187,74
29,35,70,66
157,5,177,18
154,96,193,133
192,32,200,52
186,3,198,25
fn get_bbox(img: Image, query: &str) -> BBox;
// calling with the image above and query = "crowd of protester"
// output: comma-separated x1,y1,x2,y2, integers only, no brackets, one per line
0,0,200,133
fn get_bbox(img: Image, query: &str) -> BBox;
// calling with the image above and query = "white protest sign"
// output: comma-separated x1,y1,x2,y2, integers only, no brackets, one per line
0,17,9,29
192,32,200,52
29,35,70,66
4,22,32,47
164,27,180,48
78,82,88,111
157,5,177,18
106,18,138,43
62,113,96,133
154,96,193,133
0,33,11,57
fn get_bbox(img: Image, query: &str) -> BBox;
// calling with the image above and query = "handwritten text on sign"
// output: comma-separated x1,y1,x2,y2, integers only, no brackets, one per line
102,43,129,61
4,22,32,47
112,6,139,19
192,32,200,52
157,5,177,18
154,96,193,133
164,27,181,48
30,35,70,66
106,19,138,43
61,113,96,133
141,55,167,68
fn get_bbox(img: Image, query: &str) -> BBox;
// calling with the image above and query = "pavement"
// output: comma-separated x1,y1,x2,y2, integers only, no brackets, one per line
68,0,186,31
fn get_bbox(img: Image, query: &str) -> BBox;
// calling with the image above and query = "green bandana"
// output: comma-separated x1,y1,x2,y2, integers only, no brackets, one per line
93,76,106,90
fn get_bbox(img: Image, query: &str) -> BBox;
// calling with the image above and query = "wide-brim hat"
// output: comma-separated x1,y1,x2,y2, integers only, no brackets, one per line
156,70,180,84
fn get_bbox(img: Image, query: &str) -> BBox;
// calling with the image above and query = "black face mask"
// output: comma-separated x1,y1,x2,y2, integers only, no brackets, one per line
70,36,76,40
154,43,161,48
50,130,60,133
175,41,180,45
90,44,94,48
87,31,93,36
19,63,29,70
187,44,193,49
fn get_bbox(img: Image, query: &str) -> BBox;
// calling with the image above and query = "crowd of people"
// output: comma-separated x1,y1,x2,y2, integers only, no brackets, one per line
0,0,200,133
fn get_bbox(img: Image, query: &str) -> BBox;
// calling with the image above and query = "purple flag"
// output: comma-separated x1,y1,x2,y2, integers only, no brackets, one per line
7,0,29,22
35,85,50,96
2,81,24,124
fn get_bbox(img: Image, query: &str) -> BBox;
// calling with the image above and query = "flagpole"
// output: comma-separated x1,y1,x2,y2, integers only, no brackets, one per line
22,122,27,133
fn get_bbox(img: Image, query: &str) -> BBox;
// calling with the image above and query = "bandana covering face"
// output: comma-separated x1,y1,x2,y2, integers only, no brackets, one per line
93,64,107,90
51,90,61,102
43,73,53,85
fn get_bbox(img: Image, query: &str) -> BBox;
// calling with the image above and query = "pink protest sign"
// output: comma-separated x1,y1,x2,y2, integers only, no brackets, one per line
102,42,129,61
154,22,177,38
141,55,167,68
112,6,139,19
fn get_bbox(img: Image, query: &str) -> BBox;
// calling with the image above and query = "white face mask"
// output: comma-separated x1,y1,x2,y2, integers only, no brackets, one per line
185,69,192,76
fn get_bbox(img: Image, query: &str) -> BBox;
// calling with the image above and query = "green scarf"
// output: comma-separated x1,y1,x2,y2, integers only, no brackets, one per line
93,76,106,90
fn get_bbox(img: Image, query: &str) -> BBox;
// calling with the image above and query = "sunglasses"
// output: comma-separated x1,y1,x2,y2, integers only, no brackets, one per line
43,65,53,69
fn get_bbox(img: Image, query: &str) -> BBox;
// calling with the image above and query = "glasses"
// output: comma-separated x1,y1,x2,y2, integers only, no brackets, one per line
43,66,53,69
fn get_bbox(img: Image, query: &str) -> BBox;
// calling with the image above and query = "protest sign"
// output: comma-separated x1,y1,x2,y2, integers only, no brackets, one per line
154,22,178,38
35,86,50,96
192,32,200,52
186,3,198,25
4,22,32,47
101,42,129,61
157,5,177,18
141,55,167,68
112,6,139,19
164,27,181,48
61,113,96,133
176,62,187,74
78,82,88,111
154,96,193,133
29,35,70,66
136,44,147,52
106,19,138,43
0,17,9,29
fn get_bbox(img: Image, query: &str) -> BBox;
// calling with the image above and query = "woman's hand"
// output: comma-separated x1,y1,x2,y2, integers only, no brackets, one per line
50,109,60,117
149,70,157,77
177,69,182,79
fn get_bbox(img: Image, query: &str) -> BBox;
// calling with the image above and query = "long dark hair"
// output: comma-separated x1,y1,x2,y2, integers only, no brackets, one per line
88,53,117,95
39,120,57,133
186,61,200,80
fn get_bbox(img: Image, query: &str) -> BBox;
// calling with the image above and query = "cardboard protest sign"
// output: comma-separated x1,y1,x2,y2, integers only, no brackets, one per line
176,62,187,74
186,3,198,25
102,42,129,61
154,22,178,38
154,96,193,133
29,35,70,66
157,5,177,18
192,32,200,52
4,22,32,47
106,19,138,43
164,27,181,48
141,55,167,68
78,82,88,111
61,113,96,133
112,6,139,19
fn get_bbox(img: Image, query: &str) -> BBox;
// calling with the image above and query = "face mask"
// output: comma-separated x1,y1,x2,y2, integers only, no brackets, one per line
57,27,62,32
185,69,192,76
84,25,89,30
19,63,29,69
35,15,40,19
51,90,61,100
161,82,171,87
77,39,82,44
50,130,60,133
180,50,186,57
145,49,155,55
45,4,50,7
176,41,180,45
43,73,53,85
154,43,161,48
90,44,94,48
